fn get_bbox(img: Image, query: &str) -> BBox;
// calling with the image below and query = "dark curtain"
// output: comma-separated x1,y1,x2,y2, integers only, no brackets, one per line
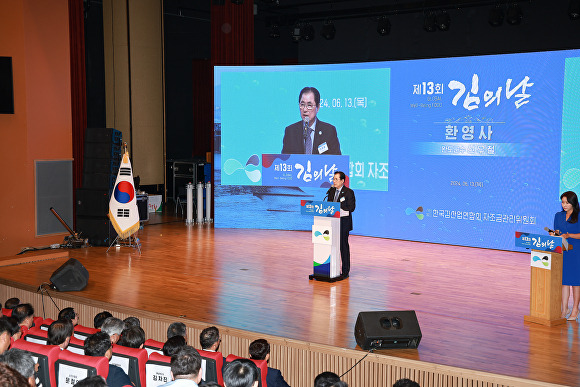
192,59,213,159
69,0,87,194
210,1,254,66
207,2,254,216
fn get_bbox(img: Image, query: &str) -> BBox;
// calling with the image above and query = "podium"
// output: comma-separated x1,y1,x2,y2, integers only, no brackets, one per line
301,200,341,282
515,232,567,326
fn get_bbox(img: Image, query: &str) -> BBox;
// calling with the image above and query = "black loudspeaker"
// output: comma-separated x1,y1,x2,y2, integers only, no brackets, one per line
354,310,422,350
49,258,89,291
76,216,117,247
76,188,110,216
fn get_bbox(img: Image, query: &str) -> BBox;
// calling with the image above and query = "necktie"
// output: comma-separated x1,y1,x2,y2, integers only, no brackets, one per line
304,126,314,154
333,189,340,202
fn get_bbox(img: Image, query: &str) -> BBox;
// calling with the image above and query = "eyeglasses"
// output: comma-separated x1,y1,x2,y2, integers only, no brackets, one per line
299,103,316,110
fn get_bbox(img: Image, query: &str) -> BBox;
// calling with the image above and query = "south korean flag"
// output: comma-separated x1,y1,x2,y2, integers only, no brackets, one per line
108,150,140,239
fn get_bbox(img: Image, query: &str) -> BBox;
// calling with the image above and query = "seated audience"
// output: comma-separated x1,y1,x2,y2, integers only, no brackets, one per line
163,335,187,357
12,304,34,331
314,372,341,387
73,375,108,387
393,378,420,387
0,362,29,387
248,339,290,387
5,298,20,310
223,359,259,387
0,348,36,387
93,311,113,329
84,331,134,387
47,319,74,350
0,317,12,355
199,326,221,352
118,326,146,349
58,307,79,326
100,317,125,344
161,345,202,386
167,322,187,341
124,316,141,328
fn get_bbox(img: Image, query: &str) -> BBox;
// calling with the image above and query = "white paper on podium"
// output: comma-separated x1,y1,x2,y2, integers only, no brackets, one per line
340,209,349,217
562,237,569,251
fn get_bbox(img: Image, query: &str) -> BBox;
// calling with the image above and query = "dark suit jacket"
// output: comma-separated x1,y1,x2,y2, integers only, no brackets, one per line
107,364,134,387
266,367,291,387
281,119,341,155
327,185,355,231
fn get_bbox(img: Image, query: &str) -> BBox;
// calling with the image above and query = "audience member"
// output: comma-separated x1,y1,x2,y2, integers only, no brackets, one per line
84,332,134,387
223,359,259,387
0,317,12,355
47,319,74,349
393,378,420,387
314,372,341,387
118,326,146,349
100,317,125,344
6,317,22,341
58,307,79,326
73,375,108,387
93,311,113,329
198,382,221,387
199,325,226,374
248,339,290,387
4,298,20,310
0,348,36,387
167,322,187,341
123,316,141,328
199,326,221,352
163,335,187,357
0,362,29,387
12,304,34,330
161,345,202,386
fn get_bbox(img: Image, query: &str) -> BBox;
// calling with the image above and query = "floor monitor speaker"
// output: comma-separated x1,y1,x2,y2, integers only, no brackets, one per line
50,258,89,291
354,310,421,350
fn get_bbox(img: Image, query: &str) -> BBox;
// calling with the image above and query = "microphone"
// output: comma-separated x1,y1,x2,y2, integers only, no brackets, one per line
303,117,310,139
323,187,332,201
544,226,560,235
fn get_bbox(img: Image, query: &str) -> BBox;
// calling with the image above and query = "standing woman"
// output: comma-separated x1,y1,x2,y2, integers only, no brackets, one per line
553,191,580,320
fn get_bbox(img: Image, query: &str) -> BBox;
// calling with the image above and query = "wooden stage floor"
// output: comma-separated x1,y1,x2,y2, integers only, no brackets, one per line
1,217,577,386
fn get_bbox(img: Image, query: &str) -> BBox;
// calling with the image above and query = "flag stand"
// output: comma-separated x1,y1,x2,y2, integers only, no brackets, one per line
106,233,142,255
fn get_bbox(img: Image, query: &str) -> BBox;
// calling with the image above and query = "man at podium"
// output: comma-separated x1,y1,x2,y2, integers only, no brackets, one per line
326,171,356,279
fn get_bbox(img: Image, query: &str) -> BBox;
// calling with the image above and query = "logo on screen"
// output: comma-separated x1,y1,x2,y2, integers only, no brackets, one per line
405,206,424,220
223,154,261,183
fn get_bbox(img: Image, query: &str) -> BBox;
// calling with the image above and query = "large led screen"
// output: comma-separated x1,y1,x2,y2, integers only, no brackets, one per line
214,50,580,251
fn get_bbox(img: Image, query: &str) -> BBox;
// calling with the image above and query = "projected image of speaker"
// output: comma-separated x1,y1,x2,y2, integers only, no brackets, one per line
354,310,421,350
49,258,89,291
